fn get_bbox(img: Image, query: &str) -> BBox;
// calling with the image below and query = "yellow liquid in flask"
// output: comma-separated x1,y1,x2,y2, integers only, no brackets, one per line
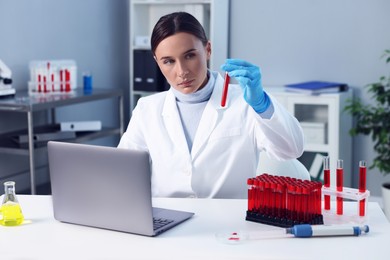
0,202,24,226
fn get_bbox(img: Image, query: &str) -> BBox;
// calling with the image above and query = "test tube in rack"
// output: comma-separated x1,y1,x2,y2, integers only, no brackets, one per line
359,160,367,217
336,159,344,215
323,156,331,210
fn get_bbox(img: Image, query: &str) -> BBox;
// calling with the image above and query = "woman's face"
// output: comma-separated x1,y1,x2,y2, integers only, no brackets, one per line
154,32,211,94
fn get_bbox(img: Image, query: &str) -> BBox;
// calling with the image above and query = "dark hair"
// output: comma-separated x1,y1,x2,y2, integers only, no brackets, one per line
151,12,208,55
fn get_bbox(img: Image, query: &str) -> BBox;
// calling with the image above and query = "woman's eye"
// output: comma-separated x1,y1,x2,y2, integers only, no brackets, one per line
185,53,196,59
163,59,174,65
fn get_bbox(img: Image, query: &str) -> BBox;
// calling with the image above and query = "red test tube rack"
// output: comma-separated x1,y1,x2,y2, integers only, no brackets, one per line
246,174,323,228
321,158,370,224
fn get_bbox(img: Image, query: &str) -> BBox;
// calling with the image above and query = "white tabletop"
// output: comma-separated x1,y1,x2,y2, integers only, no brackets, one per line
1,195,389,260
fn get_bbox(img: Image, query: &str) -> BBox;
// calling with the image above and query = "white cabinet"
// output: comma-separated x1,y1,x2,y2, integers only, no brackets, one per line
268,88,353,187
129,0,229,114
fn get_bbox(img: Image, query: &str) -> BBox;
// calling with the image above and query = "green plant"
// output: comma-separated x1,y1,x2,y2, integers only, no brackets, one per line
344,49,390,175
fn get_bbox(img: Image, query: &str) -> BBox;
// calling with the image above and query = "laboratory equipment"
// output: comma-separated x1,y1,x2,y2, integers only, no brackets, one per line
216,224,369,244
83,72,93,93
0,59,16,97
247,158,370,228
322,158,370,224
287,224,369,237
336,159,344,215
221,72,230,107
246,174,323,227
28,60,77,95
359,160,367,216
0,181,24,226
221,59,270,113
324,156,331,210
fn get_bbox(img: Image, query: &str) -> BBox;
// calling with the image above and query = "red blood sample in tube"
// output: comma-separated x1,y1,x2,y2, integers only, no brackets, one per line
317,182,323,215
220,72,230,107
336,159,344,215
43,76,47,93
276,183,283,218
323,156,331,210
65,69,71,92
257,178,264,214
359,160,367,216
38,74,42,92
264,180,271,215
51,74,55,92
301,185,308,222
247,178,254,211
60,70,64,92
295,186,302,222
281,183,287,217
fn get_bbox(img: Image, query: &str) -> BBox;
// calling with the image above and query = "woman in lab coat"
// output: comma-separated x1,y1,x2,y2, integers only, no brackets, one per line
118,12,304,199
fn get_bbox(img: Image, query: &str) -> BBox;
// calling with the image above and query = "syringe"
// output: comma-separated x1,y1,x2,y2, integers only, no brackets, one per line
216,224,369,244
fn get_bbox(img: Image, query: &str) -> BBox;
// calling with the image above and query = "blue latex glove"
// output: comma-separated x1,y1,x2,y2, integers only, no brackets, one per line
221,59,270,113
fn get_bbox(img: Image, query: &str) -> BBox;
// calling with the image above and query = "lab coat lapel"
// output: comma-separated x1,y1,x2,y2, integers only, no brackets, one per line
191,74,225,159
162,91,190,154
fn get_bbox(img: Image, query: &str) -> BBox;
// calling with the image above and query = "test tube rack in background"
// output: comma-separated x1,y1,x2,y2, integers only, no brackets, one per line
246,174,324,228
322,157,370,224
28,60,77,95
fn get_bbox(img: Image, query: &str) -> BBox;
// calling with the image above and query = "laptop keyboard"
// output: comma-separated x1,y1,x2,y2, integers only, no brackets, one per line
153,217,174,230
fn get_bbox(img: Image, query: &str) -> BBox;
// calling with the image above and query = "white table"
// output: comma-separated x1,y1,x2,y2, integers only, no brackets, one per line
1,195,389,260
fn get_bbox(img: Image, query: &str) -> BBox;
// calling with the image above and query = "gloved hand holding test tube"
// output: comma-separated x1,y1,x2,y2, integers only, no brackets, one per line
221,59,270,113
216,224,369,244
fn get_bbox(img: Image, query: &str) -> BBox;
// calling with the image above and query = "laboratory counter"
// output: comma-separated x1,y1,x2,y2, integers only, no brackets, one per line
1,195,389,260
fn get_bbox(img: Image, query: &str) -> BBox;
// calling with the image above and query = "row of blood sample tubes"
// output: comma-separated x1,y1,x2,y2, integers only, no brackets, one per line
32,62,73,93
323,157,367,216
247,174,323,225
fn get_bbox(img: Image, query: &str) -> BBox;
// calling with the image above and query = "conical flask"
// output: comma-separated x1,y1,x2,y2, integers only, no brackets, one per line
0,181,24,226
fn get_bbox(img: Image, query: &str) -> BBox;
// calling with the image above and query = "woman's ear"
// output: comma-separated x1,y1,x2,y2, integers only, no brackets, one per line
206,41,212,59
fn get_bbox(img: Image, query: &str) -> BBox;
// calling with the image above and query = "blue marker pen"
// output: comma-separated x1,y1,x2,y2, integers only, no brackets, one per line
286,224,369,238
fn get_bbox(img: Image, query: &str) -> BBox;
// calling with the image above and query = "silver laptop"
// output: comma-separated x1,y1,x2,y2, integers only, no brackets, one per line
47,141,194,236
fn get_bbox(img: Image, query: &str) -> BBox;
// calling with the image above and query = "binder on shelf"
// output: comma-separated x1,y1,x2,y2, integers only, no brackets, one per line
309,153,325,181
285,81,348,95
60,121,102,132
133,50,169,92
16,131,76,144
300,121,327,145
133,50,145,90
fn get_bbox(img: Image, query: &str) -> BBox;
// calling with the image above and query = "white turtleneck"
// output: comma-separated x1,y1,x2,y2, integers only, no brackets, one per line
171,71,216,152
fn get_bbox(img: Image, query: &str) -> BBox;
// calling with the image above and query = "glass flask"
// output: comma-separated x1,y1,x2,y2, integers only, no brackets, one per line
0,181,24,226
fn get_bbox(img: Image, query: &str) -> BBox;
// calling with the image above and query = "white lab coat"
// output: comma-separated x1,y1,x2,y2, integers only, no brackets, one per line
118,72,304,198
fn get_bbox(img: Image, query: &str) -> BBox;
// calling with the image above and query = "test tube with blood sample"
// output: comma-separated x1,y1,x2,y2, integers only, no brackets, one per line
324,156,331,210
220,72,230,107
336,159,344,215
359,160,367,216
